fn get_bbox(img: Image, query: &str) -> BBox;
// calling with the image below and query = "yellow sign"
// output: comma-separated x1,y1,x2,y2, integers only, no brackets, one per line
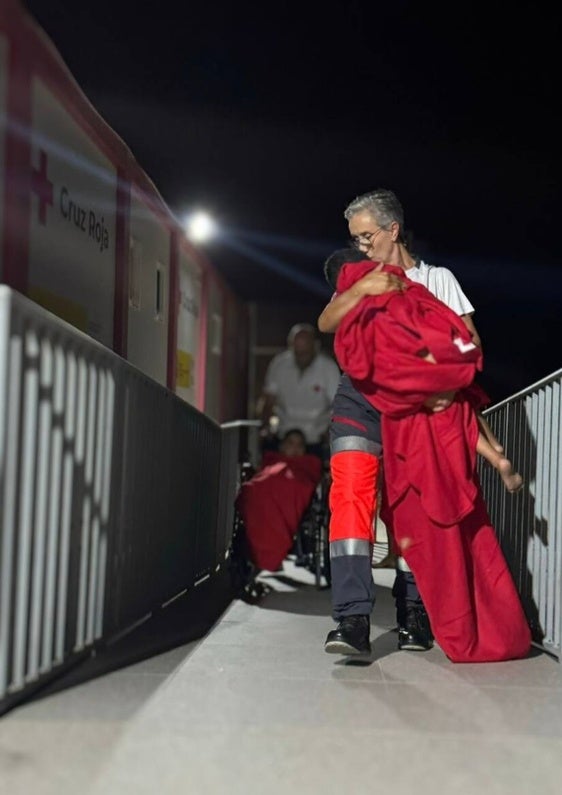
177,349,194,388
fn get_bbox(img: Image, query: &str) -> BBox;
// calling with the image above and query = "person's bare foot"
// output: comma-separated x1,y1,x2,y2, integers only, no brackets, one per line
498,457,524,493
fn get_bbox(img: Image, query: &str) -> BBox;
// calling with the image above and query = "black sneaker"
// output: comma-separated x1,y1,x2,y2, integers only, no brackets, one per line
324,615,371,655
398,606,434,651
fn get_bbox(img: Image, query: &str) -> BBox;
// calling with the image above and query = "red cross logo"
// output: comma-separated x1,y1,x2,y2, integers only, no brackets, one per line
31,149,54,225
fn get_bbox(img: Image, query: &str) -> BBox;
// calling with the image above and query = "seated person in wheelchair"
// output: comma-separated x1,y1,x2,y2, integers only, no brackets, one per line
235,429,323,573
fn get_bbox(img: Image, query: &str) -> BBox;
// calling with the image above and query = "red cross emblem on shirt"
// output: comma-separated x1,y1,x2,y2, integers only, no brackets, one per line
31,149,54,225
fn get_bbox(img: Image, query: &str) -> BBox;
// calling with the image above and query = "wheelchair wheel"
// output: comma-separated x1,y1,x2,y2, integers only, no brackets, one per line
313,504,331,589
313,542,323,589
292,469,331,589
322,535,331,587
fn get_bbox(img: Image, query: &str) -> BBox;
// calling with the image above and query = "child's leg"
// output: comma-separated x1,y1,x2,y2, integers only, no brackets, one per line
372,466,397,568
476,411,504,453
476,433,524,493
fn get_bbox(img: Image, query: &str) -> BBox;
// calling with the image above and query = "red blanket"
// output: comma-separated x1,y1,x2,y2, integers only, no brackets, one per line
391,486,531,663
235,452,322,572
335,261,531,662
335,261,483,524
334,261,483,418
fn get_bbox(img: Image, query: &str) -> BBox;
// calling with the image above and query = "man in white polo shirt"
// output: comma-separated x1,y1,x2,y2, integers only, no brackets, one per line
258,323,341,458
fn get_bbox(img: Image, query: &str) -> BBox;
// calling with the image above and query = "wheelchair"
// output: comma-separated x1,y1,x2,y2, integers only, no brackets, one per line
291,467,331,589
229,452,332,599
228,458,269,602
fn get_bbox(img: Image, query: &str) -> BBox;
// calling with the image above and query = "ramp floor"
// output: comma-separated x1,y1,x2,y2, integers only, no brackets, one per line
1,555,561,795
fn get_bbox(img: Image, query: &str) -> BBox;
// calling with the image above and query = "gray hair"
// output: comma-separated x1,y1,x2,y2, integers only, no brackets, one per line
344,189,405,229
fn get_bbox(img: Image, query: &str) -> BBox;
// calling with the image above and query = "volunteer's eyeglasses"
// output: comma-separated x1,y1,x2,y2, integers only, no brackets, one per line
350,227,384,249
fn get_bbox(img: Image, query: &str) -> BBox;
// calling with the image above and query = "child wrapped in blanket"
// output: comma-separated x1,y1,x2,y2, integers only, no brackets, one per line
328,248,530,663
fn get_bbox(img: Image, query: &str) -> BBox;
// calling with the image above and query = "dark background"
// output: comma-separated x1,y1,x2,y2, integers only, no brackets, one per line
23,1,561,402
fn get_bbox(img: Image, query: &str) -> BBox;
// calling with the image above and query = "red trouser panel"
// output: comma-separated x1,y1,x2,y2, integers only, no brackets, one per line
329,451,379,542
392,487,531,663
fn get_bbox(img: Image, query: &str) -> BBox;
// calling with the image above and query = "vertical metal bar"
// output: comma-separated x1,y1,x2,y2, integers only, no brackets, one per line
13,329,40,689
554,384,562,651
542,384,554,643
0,297,10,699
84,363,99,646
74,355,91,652
86,369,106,643
0,334,22,696
95,371,115,639
534,390,546,633
101,373,115,526
28,337,53,680
55,349,77,662
42,342,65,672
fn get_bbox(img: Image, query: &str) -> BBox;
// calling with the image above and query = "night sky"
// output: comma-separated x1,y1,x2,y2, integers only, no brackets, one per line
22,1,562,401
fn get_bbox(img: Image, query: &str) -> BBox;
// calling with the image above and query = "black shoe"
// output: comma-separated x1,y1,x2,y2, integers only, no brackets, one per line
398,606,434,651
324,615,371,655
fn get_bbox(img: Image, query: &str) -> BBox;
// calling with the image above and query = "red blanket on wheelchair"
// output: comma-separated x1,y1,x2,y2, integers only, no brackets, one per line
334,260,531,663
235,452,323,572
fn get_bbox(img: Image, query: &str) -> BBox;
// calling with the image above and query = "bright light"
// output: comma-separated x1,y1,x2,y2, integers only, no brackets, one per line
184,211,216,243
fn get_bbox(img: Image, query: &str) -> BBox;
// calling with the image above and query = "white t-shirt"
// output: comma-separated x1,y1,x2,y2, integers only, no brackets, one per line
263,350,341,443
405,259,475,316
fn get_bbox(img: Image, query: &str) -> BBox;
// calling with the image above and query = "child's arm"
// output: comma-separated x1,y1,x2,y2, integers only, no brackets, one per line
318,289,362,333
318,268,404,333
